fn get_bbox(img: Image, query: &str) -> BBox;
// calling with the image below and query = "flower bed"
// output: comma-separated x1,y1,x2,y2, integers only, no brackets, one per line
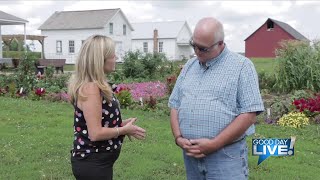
116,81,167,101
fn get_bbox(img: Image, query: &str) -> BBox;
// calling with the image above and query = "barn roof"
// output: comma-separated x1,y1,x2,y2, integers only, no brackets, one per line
38,8,133,31
244,18,309,41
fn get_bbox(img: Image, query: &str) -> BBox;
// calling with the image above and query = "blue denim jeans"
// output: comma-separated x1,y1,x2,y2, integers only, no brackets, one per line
183,138,248,180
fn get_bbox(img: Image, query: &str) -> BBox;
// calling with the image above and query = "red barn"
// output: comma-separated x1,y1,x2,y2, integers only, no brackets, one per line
245,18,309,58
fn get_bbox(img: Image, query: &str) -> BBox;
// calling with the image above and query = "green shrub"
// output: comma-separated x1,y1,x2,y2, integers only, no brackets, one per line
45,66,55,79
258,70,276,90
115,89,133,108
7,82,17,97
141,53,168,78
13,52,38,94
108,71,125,84
270,97,291,122
122,50,171,80
3,51,41,59
42,74,70,92
274,40,320,92
46,85,62,93
290,89,313,101
122,50,145,78
0,74,15,88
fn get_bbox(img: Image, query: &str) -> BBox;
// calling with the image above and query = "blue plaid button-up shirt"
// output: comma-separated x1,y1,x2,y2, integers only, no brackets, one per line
168,46,264,139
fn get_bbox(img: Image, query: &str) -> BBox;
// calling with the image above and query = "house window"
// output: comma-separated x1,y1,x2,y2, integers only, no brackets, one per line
123,24,126,35
56,40,62,53
143,42,148,53
109,23,113,35
159,42,163,53
267,21,274,31
69,40,75,53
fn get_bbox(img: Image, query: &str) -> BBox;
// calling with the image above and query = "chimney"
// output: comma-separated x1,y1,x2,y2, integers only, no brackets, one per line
153,29,158,53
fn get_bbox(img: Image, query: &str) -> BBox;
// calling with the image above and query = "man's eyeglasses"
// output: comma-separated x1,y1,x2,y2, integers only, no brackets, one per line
189,39,222,53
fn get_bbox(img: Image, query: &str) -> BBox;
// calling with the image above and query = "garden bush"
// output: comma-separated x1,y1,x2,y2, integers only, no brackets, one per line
108,71,125,84
274,40,320,92
290,89,314,101
258,70,276,90
122,50,145,78
265,96,291,124
115,86,134,108
141,52,167,78
122,50,171,79
13,52,38,94
2,51,41,60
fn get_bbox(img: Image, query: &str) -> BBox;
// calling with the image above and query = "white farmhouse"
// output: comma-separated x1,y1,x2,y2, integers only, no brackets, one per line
131,21,193,61
38,9,133,64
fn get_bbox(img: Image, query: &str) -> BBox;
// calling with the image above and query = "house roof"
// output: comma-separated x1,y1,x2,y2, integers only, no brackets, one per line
131,21,191,39
245,18,309,41
38,8,133,30
0,10,28,25
2,34,46,42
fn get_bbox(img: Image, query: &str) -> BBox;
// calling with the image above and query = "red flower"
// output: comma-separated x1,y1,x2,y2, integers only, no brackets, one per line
293,95,320,113
35,88,46,96
115,86,130,94
293,100,300,106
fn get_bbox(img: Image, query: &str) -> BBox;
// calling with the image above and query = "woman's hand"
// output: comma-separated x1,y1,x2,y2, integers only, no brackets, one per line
122,118,146,140
122,118,132,126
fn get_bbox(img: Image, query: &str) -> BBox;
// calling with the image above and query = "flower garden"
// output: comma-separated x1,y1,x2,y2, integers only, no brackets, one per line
0,42,320,179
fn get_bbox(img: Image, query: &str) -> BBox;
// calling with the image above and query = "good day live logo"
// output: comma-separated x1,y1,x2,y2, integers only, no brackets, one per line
252,136,296,165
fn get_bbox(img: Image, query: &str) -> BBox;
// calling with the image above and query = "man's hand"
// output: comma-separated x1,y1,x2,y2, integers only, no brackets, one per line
185,138,218,158
176,137,193,150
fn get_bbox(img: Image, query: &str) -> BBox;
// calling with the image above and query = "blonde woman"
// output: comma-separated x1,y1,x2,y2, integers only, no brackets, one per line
68,35,146,180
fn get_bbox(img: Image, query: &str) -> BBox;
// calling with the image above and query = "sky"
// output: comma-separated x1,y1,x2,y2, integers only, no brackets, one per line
1,0,320,52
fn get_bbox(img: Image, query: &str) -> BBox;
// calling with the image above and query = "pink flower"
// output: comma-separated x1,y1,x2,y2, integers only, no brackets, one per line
116,81,167,101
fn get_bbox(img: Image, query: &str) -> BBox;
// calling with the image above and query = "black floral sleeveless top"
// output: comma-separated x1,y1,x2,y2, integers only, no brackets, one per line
71,85,124,158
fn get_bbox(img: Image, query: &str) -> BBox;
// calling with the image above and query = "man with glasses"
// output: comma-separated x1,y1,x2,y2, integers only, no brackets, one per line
169,17,264,180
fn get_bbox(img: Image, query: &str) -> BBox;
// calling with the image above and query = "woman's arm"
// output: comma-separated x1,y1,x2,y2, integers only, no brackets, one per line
79,82,145,141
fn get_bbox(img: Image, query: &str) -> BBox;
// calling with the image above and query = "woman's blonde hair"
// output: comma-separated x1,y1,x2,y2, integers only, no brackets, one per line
68,35,115,104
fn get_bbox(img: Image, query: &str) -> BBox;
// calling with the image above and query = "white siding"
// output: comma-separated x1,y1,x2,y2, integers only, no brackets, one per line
131,39,152,53
41,12,132,64
106,12,132,61
177,46,192,60
131,22,192,61
131,38,177,60
176,24,193,60
42,29,106,64
177,24,191,43
161,39,177,60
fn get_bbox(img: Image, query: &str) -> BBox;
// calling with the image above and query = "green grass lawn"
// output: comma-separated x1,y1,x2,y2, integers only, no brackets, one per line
250,58,276,74
0,97,319,179
64,64,75,72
